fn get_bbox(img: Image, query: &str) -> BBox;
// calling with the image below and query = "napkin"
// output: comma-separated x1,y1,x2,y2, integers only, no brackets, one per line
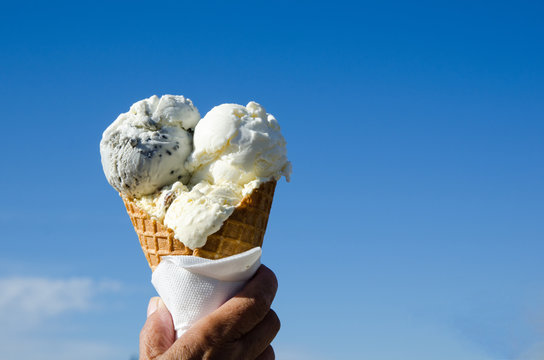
151,247,262,337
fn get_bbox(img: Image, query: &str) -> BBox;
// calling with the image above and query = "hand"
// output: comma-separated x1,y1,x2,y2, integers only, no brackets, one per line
139,265,281,360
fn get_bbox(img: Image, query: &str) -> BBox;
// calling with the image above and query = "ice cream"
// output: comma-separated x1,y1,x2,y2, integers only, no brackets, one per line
100,95,200,198
100,94,290,263
188,102,291,186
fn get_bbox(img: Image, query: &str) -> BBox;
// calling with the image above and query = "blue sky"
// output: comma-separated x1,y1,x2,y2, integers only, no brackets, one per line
1,0,543,359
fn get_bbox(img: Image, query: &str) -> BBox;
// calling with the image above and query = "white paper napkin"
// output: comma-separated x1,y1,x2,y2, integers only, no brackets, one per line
151,247,262,337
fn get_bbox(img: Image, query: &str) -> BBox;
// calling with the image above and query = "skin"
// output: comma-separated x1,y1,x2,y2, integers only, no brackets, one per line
140,265,281,360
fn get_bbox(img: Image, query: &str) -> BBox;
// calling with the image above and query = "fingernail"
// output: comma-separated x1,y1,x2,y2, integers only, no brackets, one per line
147,297,160,317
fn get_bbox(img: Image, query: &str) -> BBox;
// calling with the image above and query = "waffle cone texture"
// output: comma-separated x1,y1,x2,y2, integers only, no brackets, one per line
122,181,276,271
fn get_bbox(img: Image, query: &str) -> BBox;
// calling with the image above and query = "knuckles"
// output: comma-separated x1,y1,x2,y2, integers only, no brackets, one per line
267,310,281,335
244,293,272,326
258,266,278,295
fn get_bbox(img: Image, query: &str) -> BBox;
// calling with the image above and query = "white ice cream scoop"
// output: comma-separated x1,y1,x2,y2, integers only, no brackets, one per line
188,101,291,186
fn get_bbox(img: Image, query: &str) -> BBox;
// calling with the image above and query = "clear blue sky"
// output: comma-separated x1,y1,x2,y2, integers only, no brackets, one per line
1,1,543,359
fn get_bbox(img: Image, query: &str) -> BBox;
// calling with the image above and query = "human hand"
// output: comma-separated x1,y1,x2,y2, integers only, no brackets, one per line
139,265,280,360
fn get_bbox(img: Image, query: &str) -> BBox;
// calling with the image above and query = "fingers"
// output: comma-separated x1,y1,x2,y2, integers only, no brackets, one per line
202,265,279,340
172,309,280,360
255,346,275,360
240,309,281,359
139,297,176,360
164,265,280,359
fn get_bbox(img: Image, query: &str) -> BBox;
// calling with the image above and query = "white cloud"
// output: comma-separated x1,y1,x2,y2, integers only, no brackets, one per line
0,276,131,360
0,276,121,321
0,337,133,360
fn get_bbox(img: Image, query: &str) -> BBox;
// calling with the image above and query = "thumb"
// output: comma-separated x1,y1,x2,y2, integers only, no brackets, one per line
139,297,176,359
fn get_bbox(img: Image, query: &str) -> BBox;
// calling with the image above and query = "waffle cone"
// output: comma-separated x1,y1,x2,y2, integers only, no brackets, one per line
122,181,276,271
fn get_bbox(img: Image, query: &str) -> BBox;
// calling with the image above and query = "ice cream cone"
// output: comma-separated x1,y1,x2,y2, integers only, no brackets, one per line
122,181,276,271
